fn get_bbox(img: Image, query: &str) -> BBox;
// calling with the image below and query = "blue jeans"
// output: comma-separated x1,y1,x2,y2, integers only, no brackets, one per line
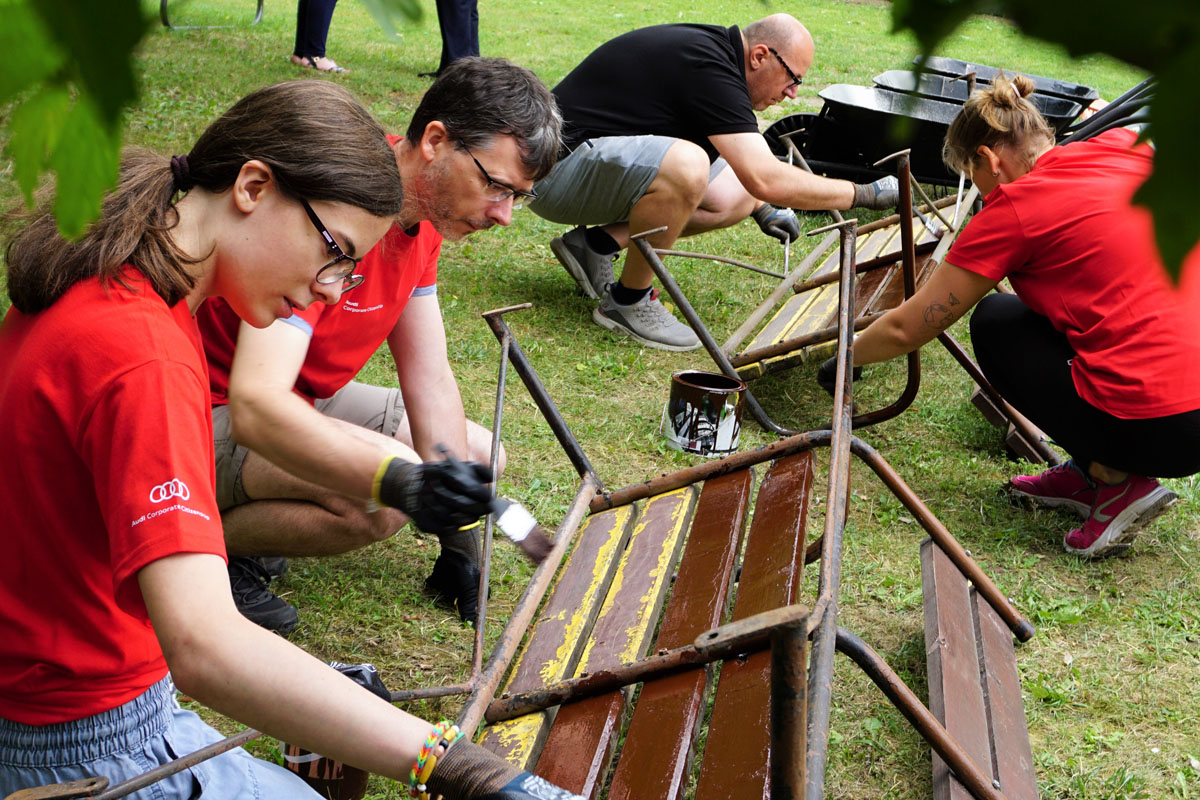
0,676,321,800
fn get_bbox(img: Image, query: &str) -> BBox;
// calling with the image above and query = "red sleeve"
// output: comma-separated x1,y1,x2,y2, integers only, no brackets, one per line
78,361,227,617
945,193,1033,281
420,234,441,287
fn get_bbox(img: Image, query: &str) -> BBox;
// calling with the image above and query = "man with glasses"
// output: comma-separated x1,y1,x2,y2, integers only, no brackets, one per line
196,58,561,632
528,13,899,350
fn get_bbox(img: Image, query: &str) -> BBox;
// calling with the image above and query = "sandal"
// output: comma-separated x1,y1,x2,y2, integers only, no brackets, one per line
297,55,347,73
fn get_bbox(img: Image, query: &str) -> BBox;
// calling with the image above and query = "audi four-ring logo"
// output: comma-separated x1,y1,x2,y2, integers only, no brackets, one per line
149,479,190,503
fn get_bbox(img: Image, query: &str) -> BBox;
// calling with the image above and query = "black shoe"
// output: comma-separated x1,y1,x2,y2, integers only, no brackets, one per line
260,556,289,580
228,556,299,635
424,550,481,623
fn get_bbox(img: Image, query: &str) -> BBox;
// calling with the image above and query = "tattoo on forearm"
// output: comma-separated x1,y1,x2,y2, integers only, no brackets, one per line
922,292,961,331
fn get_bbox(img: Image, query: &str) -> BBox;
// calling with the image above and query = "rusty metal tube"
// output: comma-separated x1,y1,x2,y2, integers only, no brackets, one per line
848,437,1035,641
455,473,599,737
630,231,805,437
770,622,809,800
481,305,603,488
728,313,883,369
589,430,831,513
472,333,512,660
788,240,937,295
937,332,1063,467
655,249,786,279
804,220,859,800
390,683,473,702
835,628,1010,800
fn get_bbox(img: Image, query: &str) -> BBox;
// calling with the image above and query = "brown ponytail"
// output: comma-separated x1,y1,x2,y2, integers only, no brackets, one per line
943,74,1055,175
5,81,405,313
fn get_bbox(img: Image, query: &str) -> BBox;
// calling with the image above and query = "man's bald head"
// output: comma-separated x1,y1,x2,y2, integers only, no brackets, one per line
742,14,814,110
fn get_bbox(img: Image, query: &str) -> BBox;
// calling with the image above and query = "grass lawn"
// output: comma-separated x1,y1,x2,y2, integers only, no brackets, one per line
3,0,1198,798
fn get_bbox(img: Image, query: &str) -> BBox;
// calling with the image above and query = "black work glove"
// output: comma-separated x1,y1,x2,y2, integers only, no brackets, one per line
426,527,482,623
851,175,900,211
816,355,863,397
376,456,492,535
750,203,801,243
427,739,585,800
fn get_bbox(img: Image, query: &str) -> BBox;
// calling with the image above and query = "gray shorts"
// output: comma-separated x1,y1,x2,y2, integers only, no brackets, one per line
213,381,406,511
529,135,728,226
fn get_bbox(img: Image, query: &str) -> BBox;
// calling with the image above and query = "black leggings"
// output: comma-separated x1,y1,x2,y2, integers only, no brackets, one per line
294,0,338,58
969,293,1200,478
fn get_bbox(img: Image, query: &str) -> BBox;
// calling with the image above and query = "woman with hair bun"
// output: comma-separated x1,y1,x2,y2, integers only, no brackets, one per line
827,74,1200,559
0,81,580,800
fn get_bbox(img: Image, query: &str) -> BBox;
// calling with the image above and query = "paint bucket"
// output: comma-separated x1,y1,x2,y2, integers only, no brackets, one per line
660,370,746,457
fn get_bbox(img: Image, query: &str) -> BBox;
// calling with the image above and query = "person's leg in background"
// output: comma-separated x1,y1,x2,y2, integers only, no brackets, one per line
421,0,479,77
291,0,346,73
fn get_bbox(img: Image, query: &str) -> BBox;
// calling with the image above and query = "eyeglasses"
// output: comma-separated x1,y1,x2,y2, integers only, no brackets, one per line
768,47,804,89
459,140,538,209
300,198,365,292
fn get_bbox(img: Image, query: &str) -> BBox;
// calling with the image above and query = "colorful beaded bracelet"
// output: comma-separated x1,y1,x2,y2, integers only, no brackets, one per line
408,721,463,800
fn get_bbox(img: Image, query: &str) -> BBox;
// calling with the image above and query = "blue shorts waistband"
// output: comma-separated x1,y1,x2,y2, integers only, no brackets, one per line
0,676,175,767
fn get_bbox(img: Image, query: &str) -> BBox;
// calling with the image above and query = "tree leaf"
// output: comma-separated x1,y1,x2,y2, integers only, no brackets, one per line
0,1,65,106
359,0,422,38
6,85,72,206
48,98,121,239
30,0,147,125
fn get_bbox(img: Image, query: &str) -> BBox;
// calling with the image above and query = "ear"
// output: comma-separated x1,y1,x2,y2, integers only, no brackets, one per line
747,43,770,71
418,120,451,162
231,159,274,213
975,145,1002,176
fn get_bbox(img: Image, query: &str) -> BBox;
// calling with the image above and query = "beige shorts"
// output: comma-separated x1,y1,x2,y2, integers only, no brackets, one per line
212,381,406,511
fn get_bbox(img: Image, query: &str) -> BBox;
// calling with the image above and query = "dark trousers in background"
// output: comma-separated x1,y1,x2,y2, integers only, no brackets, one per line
294,0,338,58
434,0,479,72
969,293,1200,478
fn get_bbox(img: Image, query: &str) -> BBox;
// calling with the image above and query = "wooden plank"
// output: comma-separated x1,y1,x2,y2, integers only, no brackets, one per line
477,504,637,767
921,539,995,800
694,453,814,800
970,385,1008,428
974,588,1039,800
607,470,756,800
533,487,697,797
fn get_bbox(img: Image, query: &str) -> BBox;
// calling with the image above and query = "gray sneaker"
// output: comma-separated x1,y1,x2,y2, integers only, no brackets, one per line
551,227,616,300
592,286,701,351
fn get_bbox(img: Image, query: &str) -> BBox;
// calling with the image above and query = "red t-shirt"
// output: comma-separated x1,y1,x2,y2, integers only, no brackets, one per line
199,136,442,404
0,273,226,724
948,128,1200,419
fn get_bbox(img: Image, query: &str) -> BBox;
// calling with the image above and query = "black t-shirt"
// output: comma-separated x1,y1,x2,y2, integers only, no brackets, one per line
553,24,760,161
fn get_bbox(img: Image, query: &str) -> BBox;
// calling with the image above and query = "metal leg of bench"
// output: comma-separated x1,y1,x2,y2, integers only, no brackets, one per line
835,628,1009,800
630,232,807,437
804,219,859,800
937,332,1063,466
481,304,604,489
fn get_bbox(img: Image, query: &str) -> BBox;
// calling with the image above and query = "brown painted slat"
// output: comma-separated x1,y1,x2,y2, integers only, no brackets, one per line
974,588,1039,800
476,504,636,766
921,539,995,800
607,470,756,800
532,488,697,796
694,453,814,800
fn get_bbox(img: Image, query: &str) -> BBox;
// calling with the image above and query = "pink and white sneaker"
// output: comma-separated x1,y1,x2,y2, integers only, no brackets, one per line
1064,474,1178,558
1009,460,1096,517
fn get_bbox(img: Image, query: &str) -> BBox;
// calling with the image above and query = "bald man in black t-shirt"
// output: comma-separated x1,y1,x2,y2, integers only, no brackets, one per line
528,13,898,351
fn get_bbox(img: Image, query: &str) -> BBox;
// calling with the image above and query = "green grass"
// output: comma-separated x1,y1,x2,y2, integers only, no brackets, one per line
5,1,1197,798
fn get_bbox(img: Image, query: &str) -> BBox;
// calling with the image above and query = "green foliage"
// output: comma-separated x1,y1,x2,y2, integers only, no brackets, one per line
892,0,1200,279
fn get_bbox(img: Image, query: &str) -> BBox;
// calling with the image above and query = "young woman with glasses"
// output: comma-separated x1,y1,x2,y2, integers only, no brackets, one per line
0,80,580,800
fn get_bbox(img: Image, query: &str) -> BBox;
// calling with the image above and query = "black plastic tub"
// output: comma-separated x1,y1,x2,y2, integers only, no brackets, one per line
872,70,1083,132
915,56,1099,105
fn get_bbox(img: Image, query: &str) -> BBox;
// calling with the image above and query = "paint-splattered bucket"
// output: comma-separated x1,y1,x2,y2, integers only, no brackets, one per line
660,370,746,457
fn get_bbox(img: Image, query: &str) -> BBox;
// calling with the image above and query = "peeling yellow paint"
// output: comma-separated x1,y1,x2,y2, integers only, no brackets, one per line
482,714,545,768
577,487,695,671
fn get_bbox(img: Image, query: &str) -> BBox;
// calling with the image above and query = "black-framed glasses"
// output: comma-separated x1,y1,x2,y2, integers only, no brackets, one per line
768,47,804,89
300,198,365,291
458,140,538,209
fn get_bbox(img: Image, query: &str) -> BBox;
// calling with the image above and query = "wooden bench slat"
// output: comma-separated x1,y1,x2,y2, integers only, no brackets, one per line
974,588,1039,800
533,487,697,797
921,539,998,800
477,504,637,766
606,470,756,800
694,453,814,800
